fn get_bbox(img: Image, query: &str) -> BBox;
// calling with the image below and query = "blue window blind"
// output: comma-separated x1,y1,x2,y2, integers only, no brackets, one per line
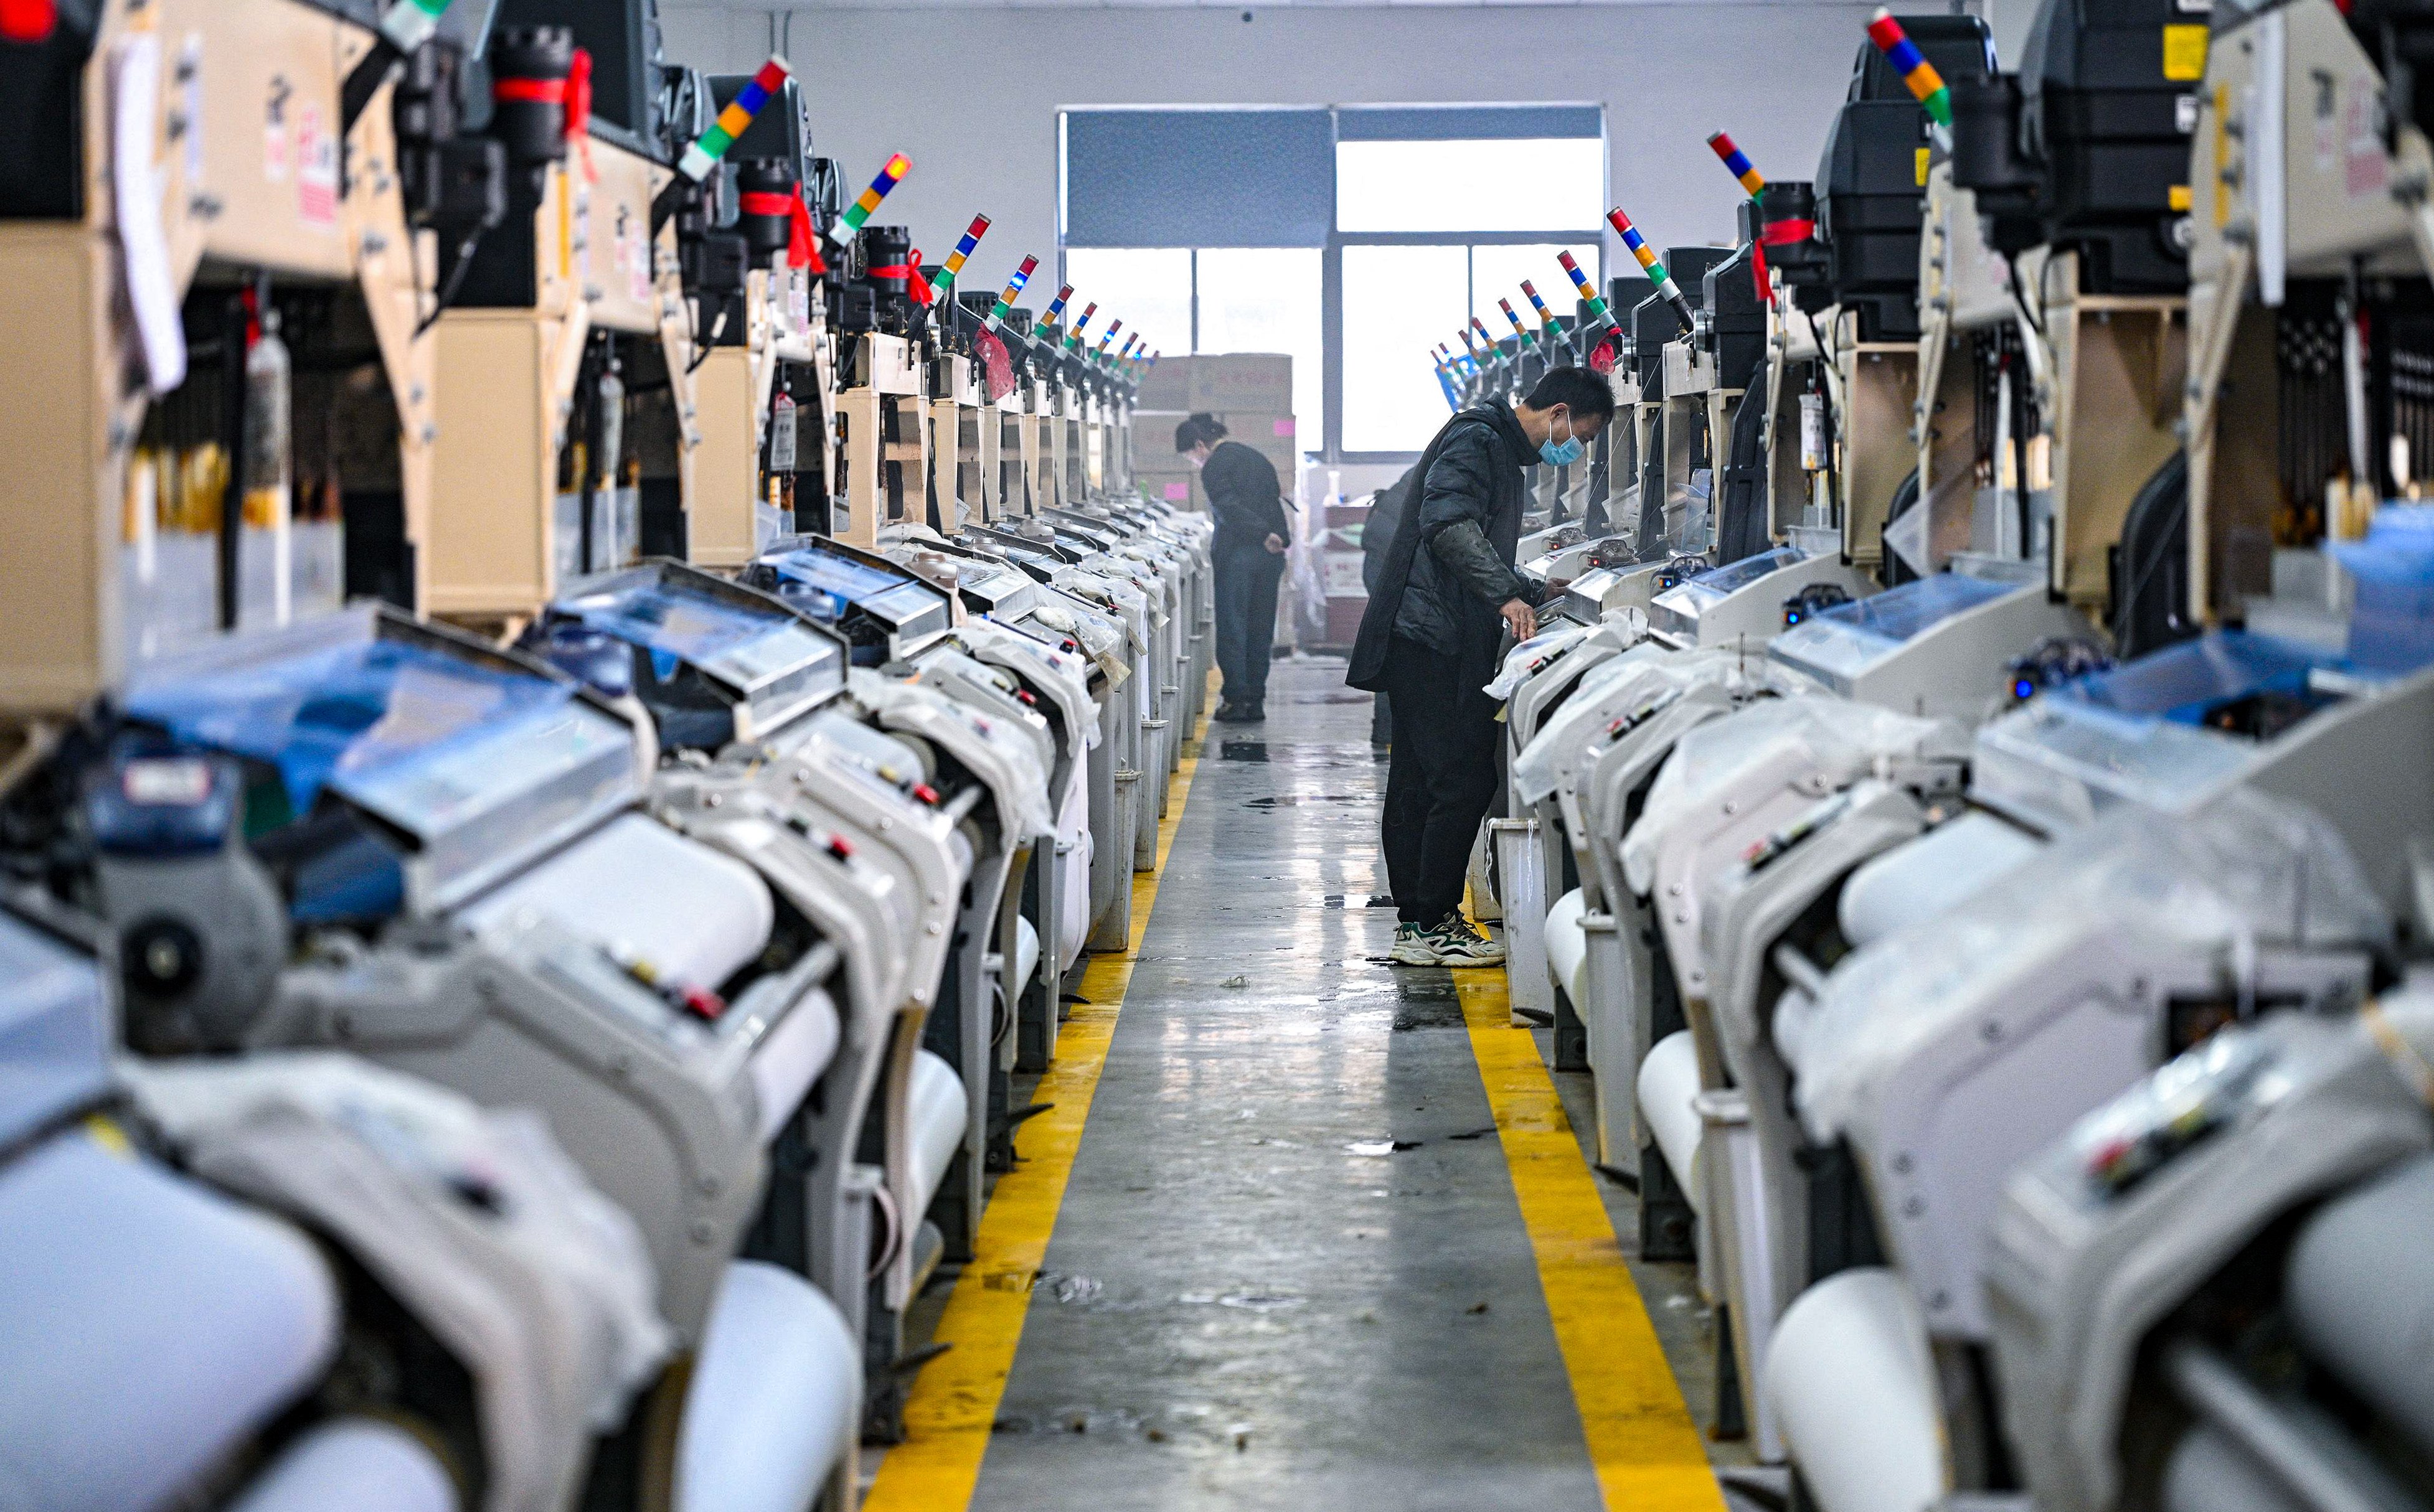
1063,108,1334,248
1334,105,1603,141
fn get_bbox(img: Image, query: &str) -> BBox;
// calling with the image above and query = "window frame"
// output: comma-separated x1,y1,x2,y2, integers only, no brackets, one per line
1058,106,1607,467
1327,232,1605,463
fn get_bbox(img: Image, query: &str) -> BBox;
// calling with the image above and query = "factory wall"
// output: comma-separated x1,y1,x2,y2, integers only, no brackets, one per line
659,3,1890,283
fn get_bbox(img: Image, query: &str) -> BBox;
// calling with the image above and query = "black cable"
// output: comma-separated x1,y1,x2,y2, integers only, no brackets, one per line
415,224,489,338
2009,260,2044,337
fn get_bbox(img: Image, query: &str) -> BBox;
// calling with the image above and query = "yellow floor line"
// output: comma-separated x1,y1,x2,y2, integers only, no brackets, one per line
1456,967,1728,1511
864,683,1215,1511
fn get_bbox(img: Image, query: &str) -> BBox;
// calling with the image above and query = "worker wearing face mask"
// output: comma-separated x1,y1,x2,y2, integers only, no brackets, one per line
1346,367,1614,967
1178,413,1291,722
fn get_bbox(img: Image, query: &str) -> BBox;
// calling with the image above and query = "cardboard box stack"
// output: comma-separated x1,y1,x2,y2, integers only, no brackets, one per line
1132,354,1298,514
1318,495,1373,650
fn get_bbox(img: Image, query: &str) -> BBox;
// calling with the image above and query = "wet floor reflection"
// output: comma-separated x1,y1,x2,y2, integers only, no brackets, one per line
970,659,1604,1512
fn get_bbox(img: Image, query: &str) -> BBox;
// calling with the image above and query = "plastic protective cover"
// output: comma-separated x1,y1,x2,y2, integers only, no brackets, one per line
1970,632,2341,821
1793,787,2392,1145
128,632,605,822
126,1052,670,1512
1050,568,1149,655
1486,622,1598,701
1648,545,1804,624
1986,994,2434,1512
0,907,113,1150
1621,696,1962,896
956,621,1100,752
551,572,844,735
847,670,1055,841
1512,641,1677,804
1024,590,1131,685
123,614,643,914
1766,573,2019,684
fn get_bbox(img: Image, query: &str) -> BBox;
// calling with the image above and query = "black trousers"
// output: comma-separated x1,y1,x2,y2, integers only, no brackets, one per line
1214,543,1284,706
1379,635,1501,926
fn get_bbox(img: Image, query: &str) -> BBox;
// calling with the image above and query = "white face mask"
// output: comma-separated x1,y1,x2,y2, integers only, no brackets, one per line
1188,446,1209,471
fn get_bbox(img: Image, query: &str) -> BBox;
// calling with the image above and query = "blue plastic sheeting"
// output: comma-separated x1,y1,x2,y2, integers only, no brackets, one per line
125,637,575,819
1685,545,1801,598
558,578,788,670
1811,572,2014,647
2049,632,2334,726
0,913,111,1150
759,547,911,600
2334,507,2434,670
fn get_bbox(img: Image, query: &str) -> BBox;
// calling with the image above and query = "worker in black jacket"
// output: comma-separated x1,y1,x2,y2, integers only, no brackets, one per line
1346,367,1614,967
1179,413,1290,721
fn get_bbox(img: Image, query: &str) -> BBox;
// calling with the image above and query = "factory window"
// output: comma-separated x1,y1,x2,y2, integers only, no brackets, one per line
1061,248,1324,445
1061,248,1194,362
1334,138,1605,235
1337,239,1602,456
1060,104,1603,464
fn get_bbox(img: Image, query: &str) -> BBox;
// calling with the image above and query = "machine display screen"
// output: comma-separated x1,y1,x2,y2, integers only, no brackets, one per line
763,546,916,603
1771,574,2018,681
1652,546,1801,619
558,578,841,697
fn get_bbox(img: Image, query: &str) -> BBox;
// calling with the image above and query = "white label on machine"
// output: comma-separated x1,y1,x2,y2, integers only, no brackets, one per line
1323,554,1366,598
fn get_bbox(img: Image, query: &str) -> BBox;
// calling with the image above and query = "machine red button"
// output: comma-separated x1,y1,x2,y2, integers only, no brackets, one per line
912,783,941,805
680,985,726,1023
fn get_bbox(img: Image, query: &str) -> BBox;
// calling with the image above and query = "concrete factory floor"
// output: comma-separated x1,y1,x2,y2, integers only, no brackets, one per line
866,659,1745,1511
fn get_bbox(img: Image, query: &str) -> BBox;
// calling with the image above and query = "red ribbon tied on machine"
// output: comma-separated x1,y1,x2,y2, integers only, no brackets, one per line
1760,217,1816,247
566,49,593,139
493,46,595,179
790,189,824,273
870,250,933,304
0,0,57,42
736,187,826,273
975,327,1016,403
568,49,595,181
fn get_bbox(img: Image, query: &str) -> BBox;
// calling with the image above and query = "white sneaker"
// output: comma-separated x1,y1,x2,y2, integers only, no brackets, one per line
1389,923,1440,965
1429,914,1506,967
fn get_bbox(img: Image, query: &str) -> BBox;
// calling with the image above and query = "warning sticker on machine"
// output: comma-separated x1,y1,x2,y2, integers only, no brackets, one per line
2346,71,2389,197
295,102,337,228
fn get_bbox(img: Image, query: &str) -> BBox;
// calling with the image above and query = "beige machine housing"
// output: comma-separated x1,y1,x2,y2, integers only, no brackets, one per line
0,0,437,716
425,137,694,627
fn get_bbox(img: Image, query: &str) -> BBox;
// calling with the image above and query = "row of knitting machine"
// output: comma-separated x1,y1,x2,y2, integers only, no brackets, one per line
0,2,1207,1510
1459,4,2434,1511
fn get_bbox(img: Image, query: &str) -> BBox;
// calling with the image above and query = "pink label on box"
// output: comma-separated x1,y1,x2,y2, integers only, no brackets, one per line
1272,418,1295,437
1164,482,1188,502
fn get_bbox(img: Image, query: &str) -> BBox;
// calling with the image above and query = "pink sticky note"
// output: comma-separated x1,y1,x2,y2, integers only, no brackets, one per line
1272,418,1296,437
1164,482,1187,502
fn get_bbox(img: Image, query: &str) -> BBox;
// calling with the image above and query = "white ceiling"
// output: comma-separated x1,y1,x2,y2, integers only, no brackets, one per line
672,0,1862,10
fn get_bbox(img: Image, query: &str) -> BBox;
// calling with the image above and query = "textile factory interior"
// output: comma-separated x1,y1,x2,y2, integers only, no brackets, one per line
7,1,2434,1509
